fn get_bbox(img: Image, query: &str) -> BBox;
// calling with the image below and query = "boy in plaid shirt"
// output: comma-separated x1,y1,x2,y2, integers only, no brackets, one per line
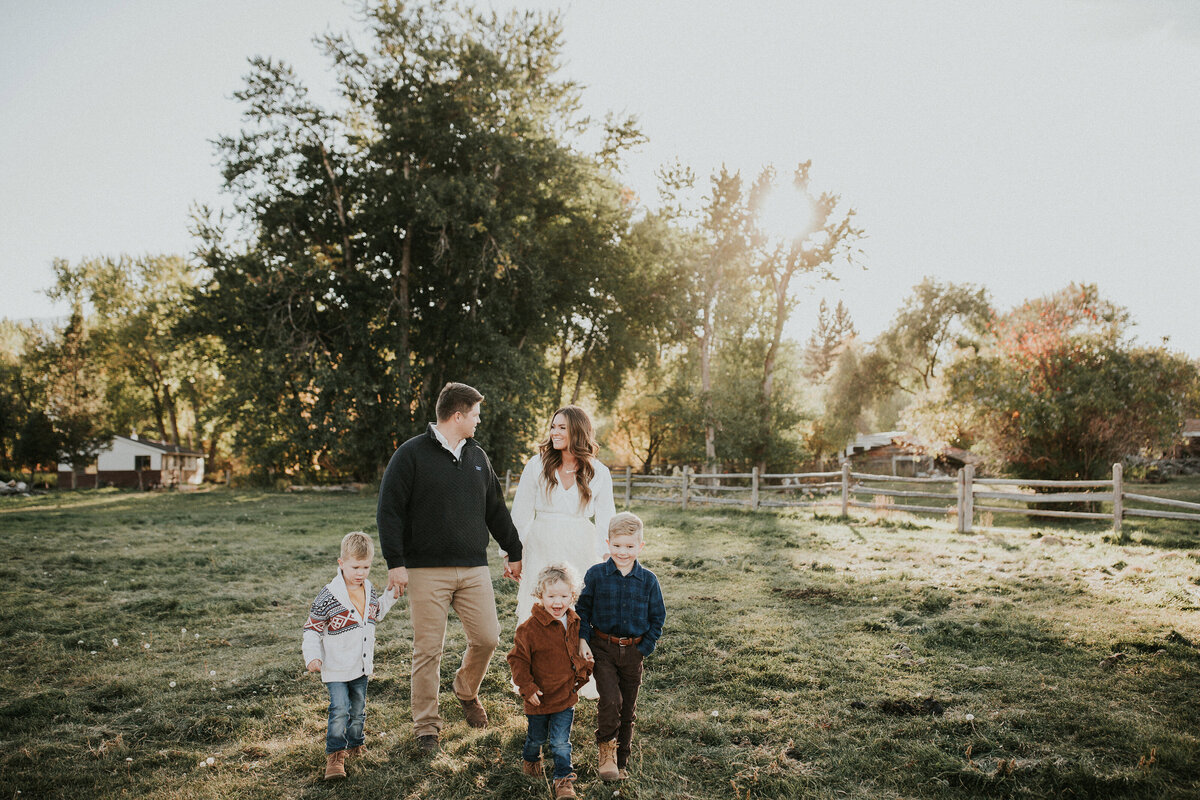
575,512,665,782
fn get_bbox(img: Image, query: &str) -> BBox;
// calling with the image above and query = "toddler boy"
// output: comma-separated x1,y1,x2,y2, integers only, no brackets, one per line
507,563,593,799
302,531,398,780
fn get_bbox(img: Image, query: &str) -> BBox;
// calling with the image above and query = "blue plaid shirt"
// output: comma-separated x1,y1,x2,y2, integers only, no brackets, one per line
577,559,666,657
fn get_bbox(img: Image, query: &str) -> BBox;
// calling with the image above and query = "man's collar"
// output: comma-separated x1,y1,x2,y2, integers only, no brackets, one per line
428,422,469,452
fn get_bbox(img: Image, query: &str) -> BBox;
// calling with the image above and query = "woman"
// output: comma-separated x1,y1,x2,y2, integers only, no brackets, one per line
503,405,615,698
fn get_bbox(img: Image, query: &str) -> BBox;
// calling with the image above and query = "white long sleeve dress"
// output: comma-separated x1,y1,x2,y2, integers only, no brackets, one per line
507,453,616,625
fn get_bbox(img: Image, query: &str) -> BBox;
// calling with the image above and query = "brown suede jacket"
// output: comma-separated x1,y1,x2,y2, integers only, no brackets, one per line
507,603,593,715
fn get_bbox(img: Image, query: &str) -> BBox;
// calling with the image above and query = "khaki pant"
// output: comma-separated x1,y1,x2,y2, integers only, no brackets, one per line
407,565,500,736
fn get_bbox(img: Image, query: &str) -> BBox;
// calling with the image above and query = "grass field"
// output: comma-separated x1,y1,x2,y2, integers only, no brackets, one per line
1,487,1198,799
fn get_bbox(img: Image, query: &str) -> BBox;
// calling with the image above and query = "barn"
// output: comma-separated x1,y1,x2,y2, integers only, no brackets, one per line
57,434,205,489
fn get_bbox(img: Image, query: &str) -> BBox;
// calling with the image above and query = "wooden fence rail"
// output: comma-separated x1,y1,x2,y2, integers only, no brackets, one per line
503,461,1200,532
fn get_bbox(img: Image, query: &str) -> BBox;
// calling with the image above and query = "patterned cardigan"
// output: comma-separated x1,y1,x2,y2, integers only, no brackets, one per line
302,569,399,682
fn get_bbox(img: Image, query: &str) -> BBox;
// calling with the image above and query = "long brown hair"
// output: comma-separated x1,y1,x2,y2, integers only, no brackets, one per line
539,406,598,510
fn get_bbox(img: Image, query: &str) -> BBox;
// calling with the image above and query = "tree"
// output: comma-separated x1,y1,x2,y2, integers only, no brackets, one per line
192,1,652,478
910,284,1197,480
746,163,862,471
803,299,856,380
13,410,57,484
48,255,218,449
873,277,991,396
24,308,113,487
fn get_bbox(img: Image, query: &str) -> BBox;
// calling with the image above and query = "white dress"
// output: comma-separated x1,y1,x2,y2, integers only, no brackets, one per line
503,454,615,699
507,454,616,624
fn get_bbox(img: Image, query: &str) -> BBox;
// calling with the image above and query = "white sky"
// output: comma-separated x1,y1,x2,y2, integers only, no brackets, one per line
3,0,1198,355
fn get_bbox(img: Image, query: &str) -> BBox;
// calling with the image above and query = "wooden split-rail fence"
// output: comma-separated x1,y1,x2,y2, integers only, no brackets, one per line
503,463,1200,533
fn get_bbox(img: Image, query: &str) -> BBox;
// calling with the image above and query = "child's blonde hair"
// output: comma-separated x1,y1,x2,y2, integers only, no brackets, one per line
607,511,644,542
531,562,581,601
340,531,374,561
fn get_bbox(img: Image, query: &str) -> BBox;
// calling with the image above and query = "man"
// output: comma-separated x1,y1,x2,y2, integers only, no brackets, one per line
377,382,523,753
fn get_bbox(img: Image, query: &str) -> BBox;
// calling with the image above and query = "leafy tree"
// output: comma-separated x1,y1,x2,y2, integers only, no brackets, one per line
23,308,113,487
910,284,1197,480
13,409,57,484
192,1,656,478
746,163,862,471
873,277,991,396
48,255,219,449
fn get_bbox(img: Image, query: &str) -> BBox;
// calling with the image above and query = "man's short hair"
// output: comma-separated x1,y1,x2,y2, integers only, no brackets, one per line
341,531,374,560
607,511,644,542
531,562,582,600
436,382,484,421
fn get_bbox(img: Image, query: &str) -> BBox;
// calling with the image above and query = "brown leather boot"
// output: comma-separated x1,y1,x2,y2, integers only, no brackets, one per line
553,772,578,799
522,758,543,776
597,739,619,781
324,750,347,780
345,744,365,761
459,695,489,728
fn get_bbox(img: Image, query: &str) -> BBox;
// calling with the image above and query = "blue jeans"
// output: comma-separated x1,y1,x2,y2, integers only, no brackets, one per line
326,675,368,753
523,707,575,779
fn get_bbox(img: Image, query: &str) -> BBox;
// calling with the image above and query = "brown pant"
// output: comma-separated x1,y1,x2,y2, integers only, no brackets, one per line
591,636,643,769
407,566,500,737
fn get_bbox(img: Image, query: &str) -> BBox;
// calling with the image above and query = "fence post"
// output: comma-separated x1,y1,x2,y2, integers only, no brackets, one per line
840,462,850,517
624,466,633,508
505,469,511,497
963,464,975,533
681,466,690,511
1112,462,1123,535
955,467,966,533
751,466,760,510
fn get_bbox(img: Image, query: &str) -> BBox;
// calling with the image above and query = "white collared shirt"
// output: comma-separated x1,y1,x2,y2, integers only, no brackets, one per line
430,422,466,460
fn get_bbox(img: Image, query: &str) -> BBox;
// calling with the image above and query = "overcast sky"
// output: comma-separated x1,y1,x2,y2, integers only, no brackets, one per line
3,0,1198,354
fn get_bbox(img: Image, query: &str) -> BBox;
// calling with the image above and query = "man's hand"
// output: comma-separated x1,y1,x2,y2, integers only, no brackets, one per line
506,559,523,581
579,639,594,664
307,659,322,672
387,566,409,598
527,688,542,707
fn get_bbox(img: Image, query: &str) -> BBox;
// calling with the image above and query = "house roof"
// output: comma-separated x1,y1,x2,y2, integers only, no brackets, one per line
1183,419,1200,438
118,434,204,457
842,431,979,465
843,431,908,457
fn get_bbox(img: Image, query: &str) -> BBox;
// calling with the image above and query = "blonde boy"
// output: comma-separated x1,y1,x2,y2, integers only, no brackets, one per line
576,512,666,782
302,531,398,780
507,563,593,799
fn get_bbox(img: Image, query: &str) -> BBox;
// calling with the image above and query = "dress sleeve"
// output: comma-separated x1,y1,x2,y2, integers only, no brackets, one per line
591,461,616,561
503,455,540,558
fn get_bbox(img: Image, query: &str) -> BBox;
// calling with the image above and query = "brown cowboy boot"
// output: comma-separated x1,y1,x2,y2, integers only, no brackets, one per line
324,750,347,780
553,772,578,799
597,739,619,781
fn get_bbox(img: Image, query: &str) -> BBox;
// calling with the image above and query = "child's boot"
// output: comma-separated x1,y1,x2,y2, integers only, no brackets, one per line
597,739,619,781
522,758,543,776
324,750,347,780
553,772,578,799
345,744,366,761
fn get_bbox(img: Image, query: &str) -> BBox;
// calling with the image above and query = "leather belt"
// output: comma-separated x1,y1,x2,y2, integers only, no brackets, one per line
592,629,642,646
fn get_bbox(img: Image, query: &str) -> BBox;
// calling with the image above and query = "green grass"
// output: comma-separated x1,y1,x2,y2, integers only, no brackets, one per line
1,486,1198,798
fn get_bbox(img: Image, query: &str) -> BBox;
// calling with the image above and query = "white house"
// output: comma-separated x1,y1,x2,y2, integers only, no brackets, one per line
57,434,205,489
